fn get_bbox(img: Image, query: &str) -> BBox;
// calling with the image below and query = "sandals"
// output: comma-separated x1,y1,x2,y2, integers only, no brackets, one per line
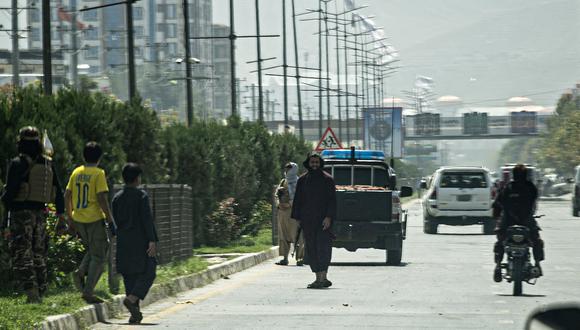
307,281,326,289
307,279,332,289
275,259,289,266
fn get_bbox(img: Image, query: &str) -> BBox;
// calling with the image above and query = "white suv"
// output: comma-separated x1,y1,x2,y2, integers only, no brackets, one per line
421,167,495,234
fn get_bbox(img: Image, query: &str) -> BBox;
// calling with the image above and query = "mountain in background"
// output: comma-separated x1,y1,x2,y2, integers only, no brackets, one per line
214,0,580,107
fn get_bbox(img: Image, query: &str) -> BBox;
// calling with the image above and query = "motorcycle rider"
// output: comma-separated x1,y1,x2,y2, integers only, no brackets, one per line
492,164,544,282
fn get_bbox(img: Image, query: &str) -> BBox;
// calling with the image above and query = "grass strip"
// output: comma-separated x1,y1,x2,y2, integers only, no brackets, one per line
194,228,273,255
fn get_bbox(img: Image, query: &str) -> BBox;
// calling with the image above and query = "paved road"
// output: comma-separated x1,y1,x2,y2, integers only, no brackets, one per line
93,199,580,329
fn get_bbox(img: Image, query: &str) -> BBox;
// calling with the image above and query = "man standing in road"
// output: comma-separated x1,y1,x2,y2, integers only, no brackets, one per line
1,127,66,303
493,164,544,282
275,162,304,266
65,142,115,304
291,153,337,289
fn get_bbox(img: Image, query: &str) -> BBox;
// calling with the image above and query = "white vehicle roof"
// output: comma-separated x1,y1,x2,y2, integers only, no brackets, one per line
436,166,490,173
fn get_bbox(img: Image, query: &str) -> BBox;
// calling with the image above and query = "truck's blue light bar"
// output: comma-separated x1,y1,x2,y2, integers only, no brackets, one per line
321,149,385,161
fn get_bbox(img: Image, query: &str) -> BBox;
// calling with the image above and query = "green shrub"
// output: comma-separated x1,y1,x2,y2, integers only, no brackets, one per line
243,201,273,236
204,198,240,247
45,207,84,288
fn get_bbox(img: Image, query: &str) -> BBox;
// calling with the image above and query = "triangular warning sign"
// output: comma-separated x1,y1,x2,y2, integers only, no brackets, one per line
315,127,343,152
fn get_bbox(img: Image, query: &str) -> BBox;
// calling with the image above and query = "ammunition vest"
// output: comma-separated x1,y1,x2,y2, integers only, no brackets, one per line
13,155,56,204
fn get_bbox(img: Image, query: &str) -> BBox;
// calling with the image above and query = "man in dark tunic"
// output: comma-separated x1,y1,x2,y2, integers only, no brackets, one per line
112,163,158,324
291,153,337,289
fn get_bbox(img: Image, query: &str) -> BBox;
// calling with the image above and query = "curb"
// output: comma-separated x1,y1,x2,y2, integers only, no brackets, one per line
39,246,279,330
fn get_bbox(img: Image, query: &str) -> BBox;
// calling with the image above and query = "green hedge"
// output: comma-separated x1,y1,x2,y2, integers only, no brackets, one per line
0,85,310,248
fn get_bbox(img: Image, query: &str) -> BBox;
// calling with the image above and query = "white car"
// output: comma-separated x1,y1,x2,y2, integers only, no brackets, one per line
421,167,495,234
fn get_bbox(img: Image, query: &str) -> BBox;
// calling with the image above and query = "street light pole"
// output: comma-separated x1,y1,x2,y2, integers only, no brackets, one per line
255,0,264,122
182,0,194,126
291,0,303,139
41,0,52,95
229,0,237,117
71,0,79,89
317,1,323,137
11,0,19,87
282,0,289,126
126,0,136,100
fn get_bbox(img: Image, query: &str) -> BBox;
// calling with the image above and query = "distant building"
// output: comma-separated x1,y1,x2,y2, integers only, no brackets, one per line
26,0,214,112
0,49,66,86
211,24,231,120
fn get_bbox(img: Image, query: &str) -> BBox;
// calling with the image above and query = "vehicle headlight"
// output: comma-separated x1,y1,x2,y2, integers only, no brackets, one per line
512,234,525,243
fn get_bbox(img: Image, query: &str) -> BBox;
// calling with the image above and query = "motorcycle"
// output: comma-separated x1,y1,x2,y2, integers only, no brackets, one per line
500,215,543,296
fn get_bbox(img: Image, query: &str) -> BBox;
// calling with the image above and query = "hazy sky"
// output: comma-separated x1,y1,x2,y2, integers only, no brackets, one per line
0,0,578,107
213,0,580,107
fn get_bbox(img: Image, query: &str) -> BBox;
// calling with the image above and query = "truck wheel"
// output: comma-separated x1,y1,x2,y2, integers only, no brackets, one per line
423,219,438,234
386,250,402,265
483,219,496,235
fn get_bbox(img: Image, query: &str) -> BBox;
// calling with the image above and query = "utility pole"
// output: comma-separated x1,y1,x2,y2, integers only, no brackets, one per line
183,0,194,126
323,1,331,126
251,83,257,120
11,0,19,87
317,1,323,137
354,33,360,141
229,0,237,117
264,89,271,121
70,0,79,89
126,0,136,100
282,0,289,126
343,9,351,144
41,0,52,94
291,0,303,139
255,0,264,122
334,1,342,141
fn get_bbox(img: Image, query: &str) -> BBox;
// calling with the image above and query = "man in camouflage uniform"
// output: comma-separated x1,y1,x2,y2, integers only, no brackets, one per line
1,127,65,303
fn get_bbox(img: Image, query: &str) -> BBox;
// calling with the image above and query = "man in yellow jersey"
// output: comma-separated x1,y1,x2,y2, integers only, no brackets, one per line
65,142,115,304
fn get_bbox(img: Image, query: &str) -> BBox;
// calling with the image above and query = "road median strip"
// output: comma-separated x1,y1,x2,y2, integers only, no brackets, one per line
38,246,278,330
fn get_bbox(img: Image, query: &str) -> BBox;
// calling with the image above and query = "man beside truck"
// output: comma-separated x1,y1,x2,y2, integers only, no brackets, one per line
292,153,337,289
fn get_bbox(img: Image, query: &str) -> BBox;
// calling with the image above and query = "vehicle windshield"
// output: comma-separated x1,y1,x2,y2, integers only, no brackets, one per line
439,172,488,189
331,166,389,187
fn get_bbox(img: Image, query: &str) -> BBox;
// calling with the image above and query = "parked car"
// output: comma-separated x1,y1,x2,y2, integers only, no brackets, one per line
421,166,495,234
573,165,580,217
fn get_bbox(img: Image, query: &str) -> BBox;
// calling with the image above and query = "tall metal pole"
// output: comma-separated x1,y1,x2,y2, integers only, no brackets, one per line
323,1,330,127
334,1,342,141
251,83,256,120
291,0,303,139
265,89,271,121
41,0,52,94
182,0,194,126
11,0,19,87
255,0,264,122
126,0,136,100
282,0,289,126
71,0,79,89
317,1,323,136
343,4,351,144
229,0,237,117
354,34,360,142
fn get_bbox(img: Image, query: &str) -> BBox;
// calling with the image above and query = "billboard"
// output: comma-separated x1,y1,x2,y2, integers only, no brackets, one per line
463,112,489,135
363,107,403,158
511,111,537,134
